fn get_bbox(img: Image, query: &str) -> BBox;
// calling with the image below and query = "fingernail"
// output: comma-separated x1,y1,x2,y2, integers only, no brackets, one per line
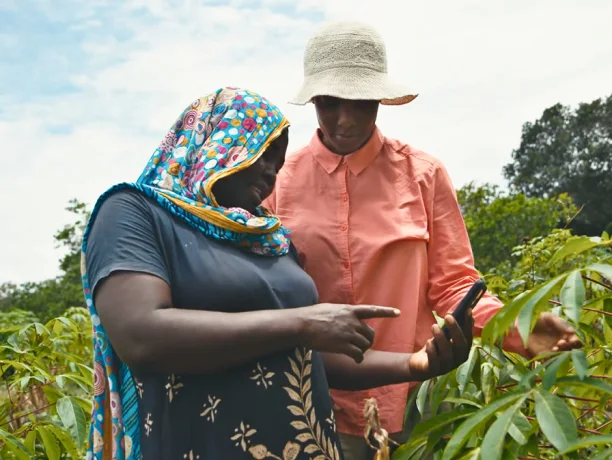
394,309,401,315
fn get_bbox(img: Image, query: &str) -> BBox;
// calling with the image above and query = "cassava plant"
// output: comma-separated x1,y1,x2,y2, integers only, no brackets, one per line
0,307,92,459
394,231,612,460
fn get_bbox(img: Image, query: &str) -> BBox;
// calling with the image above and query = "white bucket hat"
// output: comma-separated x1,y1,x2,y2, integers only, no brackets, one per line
290,21,418,106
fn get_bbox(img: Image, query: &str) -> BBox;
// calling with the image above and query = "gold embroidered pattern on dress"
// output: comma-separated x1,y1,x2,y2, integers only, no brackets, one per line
250,362,275,389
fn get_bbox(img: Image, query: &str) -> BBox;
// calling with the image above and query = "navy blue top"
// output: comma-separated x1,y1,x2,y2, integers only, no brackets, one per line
86,189,343,459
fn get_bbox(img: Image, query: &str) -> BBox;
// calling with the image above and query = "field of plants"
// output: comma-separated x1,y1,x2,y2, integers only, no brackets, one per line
1,95,611,458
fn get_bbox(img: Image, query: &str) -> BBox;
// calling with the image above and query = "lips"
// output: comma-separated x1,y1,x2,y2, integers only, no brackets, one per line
334,133,357,139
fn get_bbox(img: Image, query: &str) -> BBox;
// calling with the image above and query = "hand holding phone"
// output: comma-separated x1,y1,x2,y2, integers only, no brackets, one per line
441,279,487,340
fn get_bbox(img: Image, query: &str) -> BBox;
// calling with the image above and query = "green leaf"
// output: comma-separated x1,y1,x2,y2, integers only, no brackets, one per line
480,394,530,460
37,425,61,460
585,263,612,280
549,236,602,266
24,429,37,452
416,379,431,417
0,428,31,460
430,372,453,414
559,435,612,455
56,396,87,447
392,438,427,460
592,448,612,460
45,424,82,459
556,376,612,396
443,392,525,459
411,408,475,439
481,362,496,404
455,448,480,460
560,270,585,323
542,353,570,389
518,275,566,346
481,290,532,345
443,397,483,409
508,410,532,445
534,388,577,451
456,346,479,392
571,349,588,380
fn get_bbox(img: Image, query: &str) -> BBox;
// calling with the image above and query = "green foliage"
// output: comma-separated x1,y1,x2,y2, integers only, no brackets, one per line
0,308,92,458
503,94,612,236
394,232,612,459
457,182,577,273
0,200,89,322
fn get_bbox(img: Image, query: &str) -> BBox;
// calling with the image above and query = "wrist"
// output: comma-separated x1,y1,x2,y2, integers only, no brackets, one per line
292,306,315,347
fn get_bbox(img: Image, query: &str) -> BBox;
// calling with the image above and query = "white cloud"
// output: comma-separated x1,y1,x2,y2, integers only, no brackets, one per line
1,0,611,284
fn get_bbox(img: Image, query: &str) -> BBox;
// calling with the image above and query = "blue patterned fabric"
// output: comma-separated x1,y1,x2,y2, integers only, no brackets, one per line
81,87,291,459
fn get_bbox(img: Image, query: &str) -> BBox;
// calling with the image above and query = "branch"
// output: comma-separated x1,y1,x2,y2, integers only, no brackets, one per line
0,402,56,428
583,307,612,317
583,275,612,291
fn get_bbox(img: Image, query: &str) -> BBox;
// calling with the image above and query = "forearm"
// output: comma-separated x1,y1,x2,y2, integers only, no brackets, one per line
120,307,306,374
322,350,414,390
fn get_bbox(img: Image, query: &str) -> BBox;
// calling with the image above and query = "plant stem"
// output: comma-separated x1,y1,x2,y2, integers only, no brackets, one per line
583,307,612,317
583,275,612,290
0,402,56,428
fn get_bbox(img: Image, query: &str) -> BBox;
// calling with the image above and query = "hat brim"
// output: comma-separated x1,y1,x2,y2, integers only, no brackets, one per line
289,67,417,106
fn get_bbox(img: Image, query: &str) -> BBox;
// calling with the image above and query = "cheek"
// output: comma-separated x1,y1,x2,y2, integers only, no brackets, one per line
316,112,335,132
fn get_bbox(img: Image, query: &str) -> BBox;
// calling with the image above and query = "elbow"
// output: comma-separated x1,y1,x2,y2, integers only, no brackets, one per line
115,339,157,374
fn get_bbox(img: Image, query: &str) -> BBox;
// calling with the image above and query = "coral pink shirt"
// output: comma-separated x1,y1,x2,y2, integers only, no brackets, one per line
265,127,507,436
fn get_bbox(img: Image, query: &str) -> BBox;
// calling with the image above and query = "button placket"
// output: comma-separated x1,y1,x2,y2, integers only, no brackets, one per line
338,165,354,302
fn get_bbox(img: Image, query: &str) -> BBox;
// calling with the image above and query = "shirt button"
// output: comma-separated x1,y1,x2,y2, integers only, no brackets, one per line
342,194,348,202
340,224,347,232
343,261,350,269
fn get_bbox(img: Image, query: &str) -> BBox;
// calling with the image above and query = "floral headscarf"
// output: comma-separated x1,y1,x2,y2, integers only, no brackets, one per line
81,87,291,460
138,86,291,255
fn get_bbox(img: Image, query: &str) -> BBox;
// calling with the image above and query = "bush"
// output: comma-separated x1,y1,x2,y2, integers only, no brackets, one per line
394,231,612,459
0,308,91,459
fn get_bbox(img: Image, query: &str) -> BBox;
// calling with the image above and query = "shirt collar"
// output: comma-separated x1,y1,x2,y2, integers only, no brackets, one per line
309,127,384,175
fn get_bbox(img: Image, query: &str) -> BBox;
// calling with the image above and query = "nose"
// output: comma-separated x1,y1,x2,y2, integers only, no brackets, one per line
261,159,277,185
336,103,357,131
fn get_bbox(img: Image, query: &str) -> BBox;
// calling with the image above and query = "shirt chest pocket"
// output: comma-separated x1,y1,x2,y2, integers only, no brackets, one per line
391,171,430,241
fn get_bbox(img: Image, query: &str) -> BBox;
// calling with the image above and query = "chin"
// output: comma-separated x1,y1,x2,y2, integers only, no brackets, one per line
333,139,365,155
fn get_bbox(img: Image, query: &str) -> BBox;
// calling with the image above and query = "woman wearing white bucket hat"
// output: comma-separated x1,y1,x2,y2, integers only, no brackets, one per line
265,21,582,460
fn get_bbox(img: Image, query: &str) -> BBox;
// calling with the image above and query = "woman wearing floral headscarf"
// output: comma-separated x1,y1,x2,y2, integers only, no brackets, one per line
81,87,414,460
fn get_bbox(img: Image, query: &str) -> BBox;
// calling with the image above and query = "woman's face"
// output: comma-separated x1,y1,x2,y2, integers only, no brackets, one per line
212,128,289,213
313,96,379,155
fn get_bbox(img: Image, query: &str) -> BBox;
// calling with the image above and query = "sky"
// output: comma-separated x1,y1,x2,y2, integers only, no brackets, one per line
1,0,611,284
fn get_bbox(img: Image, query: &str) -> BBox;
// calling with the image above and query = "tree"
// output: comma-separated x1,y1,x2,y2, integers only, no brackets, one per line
457,182,576,273
503,94,612,236
0,200,89,321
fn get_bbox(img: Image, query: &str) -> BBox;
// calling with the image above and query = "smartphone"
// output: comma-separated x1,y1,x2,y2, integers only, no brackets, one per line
441,279,487,340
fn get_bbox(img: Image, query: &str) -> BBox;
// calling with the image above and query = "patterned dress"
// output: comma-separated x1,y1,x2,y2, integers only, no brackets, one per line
84,190,343,459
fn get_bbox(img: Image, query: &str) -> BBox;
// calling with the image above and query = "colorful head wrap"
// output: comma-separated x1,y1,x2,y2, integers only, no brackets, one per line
81,87,291,459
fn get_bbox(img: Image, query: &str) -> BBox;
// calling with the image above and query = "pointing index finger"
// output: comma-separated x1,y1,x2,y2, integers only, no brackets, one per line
354,305,401,319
